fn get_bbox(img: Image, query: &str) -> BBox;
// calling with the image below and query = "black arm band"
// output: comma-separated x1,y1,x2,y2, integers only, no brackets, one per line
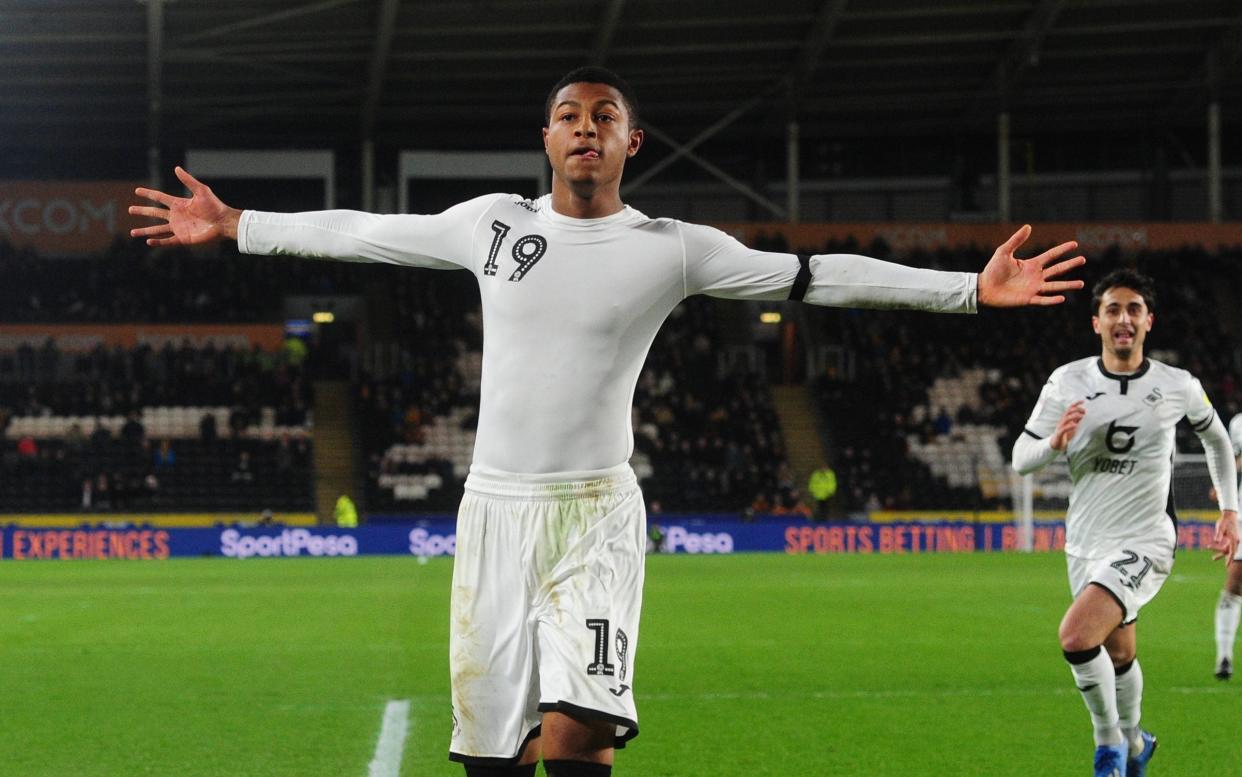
787,254,812,302
1192,410,1217,432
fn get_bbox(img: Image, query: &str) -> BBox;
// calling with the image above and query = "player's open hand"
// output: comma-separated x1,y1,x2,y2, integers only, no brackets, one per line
129,167,241,246
977,225,1085,307
1212,509,1240,562
1050,400,1086,451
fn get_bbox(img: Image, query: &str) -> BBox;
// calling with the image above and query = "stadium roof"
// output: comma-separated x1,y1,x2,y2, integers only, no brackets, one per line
4,0,1242,157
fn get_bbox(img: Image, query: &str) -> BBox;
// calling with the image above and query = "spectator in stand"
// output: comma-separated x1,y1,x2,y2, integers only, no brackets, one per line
283,334,308,368
785,492,814,518
231,450,254,483
335,494,358,528
93,473,111,511
16,434,37,459
749,492,774,516
808,462,838,521
292,437,311,468
274,435,294,473
89,419,112,450
199,411,218,445
228,403,249,438
154,439,176,470
143,472,160,507
121,410,146,450
65,422,86,455
80,477,92,511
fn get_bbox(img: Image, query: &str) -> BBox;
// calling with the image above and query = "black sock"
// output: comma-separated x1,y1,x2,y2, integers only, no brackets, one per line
1063,645,1102,665
464,764,536,777
544,760,612,777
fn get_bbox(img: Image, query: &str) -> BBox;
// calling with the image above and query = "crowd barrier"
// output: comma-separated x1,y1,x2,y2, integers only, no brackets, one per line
0,517,1222,561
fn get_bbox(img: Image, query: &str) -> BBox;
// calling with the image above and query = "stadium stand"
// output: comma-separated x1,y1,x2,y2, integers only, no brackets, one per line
0,340,314,513
0,238,362,323
8,228,1241,520
809,240,1242,512
357,273,793,514
632,297,794,514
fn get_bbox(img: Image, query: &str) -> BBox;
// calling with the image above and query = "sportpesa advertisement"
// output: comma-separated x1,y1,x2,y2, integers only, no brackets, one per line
0,518,1225,561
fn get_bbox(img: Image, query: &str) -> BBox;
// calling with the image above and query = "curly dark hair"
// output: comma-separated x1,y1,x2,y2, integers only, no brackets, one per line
545,66,639,129
1091,268,1156,314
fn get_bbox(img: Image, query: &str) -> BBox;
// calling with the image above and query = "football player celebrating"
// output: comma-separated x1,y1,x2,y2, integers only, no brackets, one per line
134,67,1085,777
1014,269,1239,777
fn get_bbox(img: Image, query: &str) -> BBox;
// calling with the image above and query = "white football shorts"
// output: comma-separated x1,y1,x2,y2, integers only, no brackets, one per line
1067,535,1174,625
447,463,646,767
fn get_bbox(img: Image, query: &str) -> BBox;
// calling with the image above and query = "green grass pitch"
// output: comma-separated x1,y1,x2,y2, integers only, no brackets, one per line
0,551,1235,776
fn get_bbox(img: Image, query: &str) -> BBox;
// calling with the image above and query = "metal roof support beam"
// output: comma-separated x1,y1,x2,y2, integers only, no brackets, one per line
591,0,626,66
168,50,355,87
640,123,786,220
175,0,363,45
968,0,1064,122
1166,9,1242,117
786,120,799,224
1208,102,1222,223
785,0,848,104
781,0,847,222
620,89,773,195
997,111,1011,223
143,0,165,188
362,0,401,138
170,88,361,108
362,0,402,211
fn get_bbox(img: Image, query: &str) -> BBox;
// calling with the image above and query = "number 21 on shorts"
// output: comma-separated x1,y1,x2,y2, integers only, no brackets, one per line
1110,549,1153,591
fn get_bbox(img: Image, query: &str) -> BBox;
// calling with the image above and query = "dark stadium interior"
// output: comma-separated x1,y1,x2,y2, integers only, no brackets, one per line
5,234,1241,517
7,6,1242,777
2,0,1241,522
5,0,1242,205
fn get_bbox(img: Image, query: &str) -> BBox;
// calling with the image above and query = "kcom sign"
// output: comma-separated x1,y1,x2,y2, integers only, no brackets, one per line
0,181,144,254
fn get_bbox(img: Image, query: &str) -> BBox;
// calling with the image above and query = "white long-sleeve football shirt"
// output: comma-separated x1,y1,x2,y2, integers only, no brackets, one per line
239,193,977,474
1012,356,1238,558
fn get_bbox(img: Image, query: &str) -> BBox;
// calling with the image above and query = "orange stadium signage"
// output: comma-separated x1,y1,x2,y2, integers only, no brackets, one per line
0,180,145,254
2,528,171,561
0,324,287,352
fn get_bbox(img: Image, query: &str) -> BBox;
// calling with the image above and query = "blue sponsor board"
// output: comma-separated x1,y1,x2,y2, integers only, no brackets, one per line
0,518,1077,561
3,517,1223,561
0,523,459,561
650,518,1063,554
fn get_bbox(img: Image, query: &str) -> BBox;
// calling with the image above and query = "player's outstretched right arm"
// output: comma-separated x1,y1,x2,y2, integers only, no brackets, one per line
129,167,242,246
678,222,1083,313
130,167,490,271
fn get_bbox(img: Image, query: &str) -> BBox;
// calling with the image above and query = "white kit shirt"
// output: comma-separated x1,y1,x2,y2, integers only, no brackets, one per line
240,193,977,474
1014,357,1238,558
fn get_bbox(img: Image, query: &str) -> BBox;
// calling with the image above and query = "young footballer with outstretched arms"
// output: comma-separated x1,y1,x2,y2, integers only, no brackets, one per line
133,67,1084,777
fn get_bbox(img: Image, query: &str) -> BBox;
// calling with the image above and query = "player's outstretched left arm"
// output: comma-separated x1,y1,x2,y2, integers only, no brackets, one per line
977,225,1085,307
129,167,242,246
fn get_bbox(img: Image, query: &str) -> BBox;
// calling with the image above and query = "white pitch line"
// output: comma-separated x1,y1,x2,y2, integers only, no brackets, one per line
367,699,411,777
